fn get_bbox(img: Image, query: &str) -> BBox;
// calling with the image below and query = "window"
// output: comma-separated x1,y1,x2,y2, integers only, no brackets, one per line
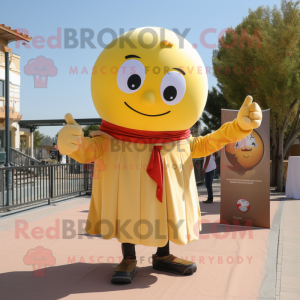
0,80,4,97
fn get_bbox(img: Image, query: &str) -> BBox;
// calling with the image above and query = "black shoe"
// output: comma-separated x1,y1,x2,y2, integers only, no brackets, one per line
111,259,137,283
152,254,197,275
202,199,213,203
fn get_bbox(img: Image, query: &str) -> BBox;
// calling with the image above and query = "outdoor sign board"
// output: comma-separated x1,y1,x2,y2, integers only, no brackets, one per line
220,109,270,228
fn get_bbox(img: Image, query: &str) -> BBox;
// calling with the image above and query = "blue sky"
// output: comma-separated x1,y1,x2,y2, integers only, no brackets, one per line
1,0,281,137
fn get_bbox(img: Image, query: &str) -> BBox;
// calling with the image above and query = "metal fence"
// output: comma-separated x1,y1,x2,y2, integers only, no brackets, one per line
83,163,94,192
10,148,41,167
14,148,30,156
0,163,93,210
34,148,47,160
12,148,47,163
0,157,220,211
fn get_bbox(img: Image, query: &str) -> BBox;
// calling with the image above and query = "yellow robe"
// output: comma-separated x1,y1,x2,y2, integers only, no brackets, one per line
70,119,251,247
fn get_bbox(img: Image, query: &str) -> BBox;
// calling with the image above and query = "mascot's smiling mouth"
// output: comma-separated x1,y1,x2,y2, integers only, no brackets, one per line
243,155,250,158
125,102,171,117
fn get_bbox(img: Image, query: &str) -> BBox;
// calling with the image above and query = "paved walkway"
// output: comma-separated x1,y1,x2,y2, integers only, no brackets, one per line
0,180,298,300
276,198,300,300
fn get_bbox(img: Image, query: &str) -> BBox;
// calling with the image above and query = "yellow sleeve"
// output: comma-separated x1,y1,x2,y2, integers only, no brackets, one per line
190,118,252,158
69,135,108,163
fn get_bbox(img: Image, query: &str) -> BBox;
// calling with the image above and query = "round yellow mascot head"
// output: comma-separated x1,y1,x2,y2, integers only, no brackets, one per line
225,131,264,170
91,27,208,131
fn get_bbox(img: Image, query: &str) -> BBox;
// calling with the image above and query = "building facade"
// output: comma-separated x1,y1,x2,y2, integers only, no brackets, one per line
0,24,33,156
0,46,32,150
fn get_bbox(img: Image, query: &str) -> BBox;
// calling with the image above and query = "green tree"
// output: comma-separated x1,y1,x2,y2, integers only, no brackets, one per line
201,85,230,135
33,131,45,147
212,0,300,191
40,135,55,146
190,120,201,137
82,125,100,137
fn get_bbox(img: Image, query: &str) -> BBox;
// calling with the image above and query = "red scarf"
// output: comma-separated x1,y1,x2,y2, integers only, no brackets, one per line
99,120,191,202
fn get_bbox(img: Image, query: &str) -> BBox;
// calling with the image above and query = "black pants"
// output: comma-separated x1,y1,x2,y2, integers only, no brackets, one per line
205,169,215,200
122,241,170,260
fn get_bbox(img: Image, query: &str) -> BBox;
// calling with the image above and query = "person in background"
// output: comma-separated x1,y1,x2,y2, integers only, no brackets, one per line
53,142,62,163
202,152,218,203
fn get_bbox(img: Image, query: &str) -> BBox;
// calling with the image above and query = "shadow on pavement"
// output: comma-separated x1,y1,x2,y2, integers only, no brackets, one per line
199,201,221,216
0,263,170,299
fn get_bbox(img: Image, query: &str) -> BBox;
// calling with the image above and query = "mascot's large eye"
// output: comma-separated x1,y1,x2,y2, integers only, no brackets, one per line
160,71,186,105
117,59,146,94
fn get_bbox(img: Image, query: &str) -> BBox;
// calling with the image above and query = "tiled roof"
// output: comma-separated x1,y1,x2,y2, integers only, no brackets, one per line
0,24,32,43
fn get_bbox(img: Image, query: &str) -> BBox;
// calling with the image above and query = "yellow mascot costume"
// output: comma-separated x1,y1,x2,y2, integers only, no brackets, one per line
58,27,262,283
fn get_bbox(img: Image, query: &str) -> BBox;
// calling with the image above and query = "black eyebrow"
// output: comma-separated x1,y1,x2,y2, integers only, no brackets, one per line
173,68,185,75
125,55,141,59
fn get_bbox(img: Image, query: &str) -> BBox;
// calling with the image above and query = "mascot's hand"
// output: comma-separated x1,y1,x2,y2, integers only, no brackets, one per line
57,113,84,155
237,96,262,131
